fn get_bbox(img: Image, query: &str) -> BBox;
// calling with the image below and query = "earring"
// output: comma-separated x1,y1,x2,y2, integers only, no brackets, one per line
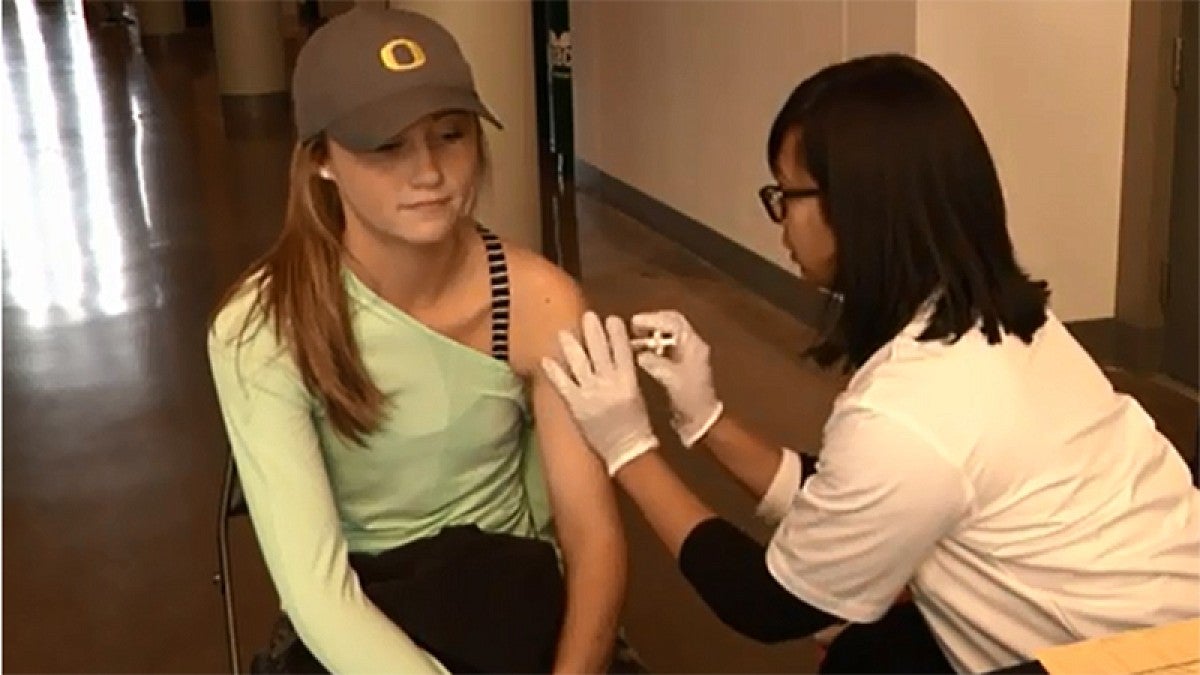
318,166,334,180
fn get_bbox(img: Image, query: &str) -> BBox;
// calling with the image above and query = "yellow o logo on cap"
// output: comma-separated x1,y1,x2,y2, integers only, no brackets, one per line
380,38,426,72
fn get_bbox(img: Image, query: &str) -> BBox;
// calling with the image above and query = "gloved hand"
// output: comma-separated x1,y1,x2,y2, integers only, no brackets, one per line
630,311,724,448
541,311,659,475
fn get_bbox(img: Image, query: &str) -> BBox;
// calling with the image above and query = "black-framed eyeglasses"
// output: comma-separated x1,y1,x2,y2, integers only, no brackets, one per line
758,185,821,224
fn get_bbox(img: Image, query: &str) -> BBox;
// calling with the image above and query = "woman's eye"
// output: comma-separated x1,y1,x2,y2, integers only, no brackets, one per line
375,140,404,153
440,128,465,142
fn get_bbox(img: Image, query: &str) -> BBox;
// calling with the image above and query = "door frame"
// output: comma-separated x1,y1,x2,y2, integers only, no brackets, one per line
1111,0,1190,384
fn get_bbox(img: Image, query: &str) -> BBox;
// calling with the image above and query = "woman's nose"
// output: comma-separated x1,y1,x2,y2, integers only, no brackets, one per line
406,142,442,187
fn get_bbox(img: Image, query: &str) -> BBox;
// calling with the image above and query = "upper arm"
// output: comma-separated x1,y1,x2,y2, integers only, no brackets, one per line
506,252,623,548
207,325,445,674
763,404,971,623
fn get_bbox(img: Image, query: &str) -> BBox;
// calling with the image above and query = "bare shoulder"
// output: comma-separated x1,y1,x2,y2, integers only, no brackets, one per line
500,241,588,375
504,242,586,318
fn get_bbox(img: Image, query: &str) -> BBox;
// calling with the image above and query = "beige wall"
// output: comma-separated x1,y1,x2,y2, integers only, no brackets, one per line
916,1,1132,321
573,0,914,274
574,0,1133,322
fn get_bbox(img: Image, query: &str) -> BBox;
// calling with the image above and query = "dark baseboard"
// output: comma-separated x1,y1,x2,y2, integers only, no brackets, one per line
576,160,830,330
577,159,1179,376
219,93,293,140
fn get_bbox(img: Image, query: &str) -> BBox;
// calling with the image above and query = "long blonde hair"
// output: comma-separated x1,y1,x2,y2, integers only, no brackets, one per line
212,123,488,444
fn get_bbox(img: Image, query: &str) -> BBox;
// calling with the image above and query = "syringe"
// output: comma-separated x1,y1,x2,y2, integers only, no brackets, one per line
629,330,677,357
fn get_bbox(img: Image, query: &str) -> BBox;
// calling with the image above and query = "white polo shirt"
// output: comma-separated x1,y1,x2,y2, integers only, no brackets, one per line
760,310,1200,673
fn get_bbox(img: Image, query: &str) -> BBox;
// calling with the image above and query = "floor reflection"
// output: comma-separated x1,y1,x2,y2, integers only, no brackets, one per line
0,3,287,669
2,0,131,327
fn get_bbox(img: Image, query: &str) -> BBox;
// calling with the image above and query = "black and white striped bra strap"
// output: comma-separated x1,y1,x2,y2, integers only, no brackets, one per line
478,228,510,363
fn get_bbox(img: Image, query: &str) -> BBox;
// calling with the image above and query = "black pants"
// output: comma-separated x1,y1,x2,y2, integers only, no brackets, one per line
819,602,955,674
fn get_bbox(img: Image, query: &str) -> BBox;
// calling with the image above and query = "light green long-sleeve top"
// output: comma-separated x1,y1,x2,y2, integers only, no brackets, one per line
208,270,553,673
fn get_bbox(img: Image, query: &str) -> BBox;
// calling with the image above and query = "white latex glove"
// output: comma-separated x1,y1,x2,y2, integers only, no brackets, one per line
541,311,659,475
630,311,724,448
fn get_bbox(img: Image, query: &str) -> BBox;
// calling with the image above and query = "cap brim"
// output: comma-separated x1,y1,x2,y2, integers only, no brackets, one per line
325,85,502,152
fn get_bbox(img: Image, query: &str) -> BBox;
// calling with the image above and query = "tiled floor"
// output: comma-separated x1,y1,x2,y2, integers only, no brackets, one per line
2,2,1193,674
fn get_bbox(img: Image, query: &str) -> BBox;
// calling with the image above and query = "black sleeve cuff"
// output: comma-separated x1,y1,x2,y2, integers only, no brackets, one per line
678,517,841,643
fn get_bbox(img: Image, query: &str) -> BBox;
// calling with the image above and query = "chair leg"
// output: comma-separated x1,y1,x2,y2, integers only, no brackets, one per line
217,456,241,674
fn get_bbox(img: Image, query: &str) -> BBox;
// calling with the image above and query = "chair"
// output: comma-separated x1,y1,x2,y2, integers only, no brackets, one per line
213,451,247,674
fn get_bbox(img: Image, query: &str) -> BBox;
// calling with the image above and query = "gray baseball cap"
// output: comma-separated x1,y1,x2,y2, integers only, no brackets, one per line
292,7,501,151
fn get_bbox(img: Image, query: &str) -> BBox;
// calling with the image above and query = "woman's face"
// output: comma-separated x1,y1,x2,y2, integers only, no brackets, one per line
323,111,481,248
774,130,837,289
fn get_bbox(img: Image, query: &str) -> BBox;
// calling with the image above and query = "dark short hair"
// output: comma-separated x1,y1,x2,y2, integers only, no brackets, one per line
768,54,1049,367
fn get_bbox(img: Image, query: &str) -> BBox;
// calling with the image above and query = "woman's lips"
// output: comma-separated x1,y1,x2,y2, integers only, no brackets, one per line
400,196,451,210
